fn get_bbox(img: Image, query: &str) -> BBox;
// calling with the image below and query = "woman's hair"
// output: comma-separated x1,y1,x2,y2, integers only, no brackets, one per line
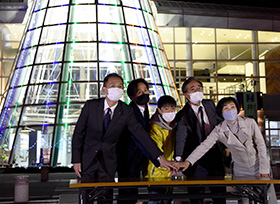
216,97,240,118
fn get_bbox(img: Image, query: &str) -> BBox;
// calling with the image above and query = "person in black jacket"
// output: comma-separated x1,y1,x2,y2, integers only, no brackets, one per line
175,77,226,204
117,78,158,204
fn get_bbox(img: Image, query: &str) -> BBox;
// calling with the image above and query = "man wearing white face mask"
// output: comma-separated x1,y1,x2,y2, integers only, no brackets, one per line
175,77,226,204
146,95,177,204
72,73,177,204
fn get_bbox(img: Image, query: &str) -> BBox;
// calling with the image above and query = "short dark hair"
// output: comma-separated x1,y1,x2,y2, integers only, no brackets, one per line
157,95,176,109
181,77,203,93
216,97,240,118
127,78,149,99
103,73,123,87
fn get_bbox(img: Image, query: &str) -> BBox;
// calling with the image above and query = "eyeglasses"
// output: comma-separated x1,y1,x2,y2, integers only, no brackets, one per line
188,86,203,93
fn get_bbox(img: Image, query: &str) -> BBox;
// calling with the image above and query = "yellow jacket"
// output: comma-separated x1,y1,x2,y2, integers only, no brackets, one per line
146,114,175,178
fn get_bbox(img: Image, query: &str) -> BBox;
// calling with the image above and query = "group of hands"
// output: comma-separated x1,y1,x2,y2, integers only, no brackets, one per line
159,157,190,174
158,157,271,178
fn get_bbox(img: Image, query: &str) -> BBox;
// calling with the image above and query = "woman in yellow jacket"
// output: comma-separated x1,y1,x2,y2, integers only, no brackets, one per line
146,95,176,204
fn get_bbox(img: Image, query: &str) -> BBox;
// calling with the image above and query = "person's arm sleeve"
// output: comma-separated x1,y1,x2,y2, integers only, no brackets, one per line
175,116,188,158
186,128,219,165
71,102,89,163
127,109,162,167
251,119,270,174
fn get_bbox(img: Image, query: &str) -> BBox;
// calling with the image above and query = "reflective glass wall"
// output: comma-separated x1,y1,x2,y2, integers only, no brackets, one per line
0,0,180,167
159,27,280,163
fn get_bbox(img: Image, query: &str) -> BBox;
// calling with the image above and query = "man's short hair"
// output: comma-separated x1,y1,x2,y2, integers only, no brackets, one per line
103,73,123,87
216,97,240,118
157,95,176,109
127,78,149,99
181,77,203,93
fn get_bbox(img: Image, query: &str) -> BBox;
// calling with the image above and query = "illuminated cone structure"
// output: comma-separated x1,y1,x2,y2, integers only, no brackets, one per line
0,0,181,167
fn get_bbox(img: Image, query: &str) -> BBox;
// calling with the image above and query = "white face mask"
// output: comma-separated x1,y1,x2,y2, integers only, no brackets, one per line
187,91,204,104
106,87,124,102
162,112,176,123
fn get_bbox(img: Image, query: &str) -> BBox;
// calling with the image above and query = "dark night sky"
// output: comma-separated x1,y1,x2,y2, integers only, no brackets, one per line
171,0,280,9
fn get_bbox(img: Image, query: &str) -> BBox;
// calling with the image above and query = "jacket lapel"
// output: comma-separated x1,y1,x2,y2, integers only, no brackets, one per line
202,100,215,126
97,98,105,137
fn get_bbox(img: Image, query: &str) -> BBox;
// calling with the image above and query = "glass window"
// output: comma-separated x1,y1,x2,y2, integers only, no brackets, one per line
163,44,174,59
192,44,215,60
49,0,69,6
99,24,126,42
150,85,164,103
140,0,152,13
20,105,57,126
25,84,59,105
0,107,22,128
60,83,99,102
149,30,163,49
62,63,97,81
122,0,140,8
175,44,186,60
34,0,48,11
217,44,252,60
98,5,123,24
127,26,150,45
45,6,69,25
217,29,252,43
259,44,280,57
30,64,61,84
133,64,161,84
16,48,37,67
192,28,215,43
124,7,145,27
23,28,41,49
36,44,64,64
28,10,46,30
193,61,216,77
144,12,157,31
158,27,173,43
99,43,130,62
130,45,154,64
68,24,96,42
70,5,96,23
72,0,95,3
154,48,168,68
99,62,133,82
12,67,32,86
64,43,97,61
40,25,66,44
175,28,186,43
258,31,280,42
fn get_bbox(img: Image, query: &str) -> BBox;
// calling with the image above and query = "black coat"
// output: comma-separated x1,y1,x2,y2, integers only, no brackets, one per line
117,102,151,178
175,99,225,177
72,98,162,178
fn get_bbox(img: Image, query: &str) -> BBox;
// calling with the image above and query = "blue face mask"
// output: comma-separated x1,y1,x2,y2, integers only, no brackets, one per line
222,110,238,122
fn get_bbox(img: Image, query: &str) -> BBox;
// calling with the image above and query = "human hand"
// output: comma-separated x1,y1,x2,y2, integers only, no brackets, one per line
174,160,190,172
259,173,271,178
159,157,178,171
73,163,82,178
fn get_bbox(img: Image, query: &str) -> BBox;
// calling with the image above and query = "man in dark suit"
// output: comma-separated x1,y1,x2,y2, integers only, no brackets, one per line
72,73,176,203
117,78,158,204
175,77,226,204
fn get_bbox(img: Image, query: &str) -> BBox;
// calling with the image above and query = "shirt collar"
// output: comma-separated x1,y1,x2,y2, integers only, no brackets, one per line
104,98,118,113
137,104,145,116
190,103,204,115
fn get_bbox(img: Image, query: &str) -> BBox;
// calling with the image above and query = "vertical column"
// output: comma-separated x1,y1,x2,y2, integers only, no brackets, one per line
186,27,192,77
252,31,260,92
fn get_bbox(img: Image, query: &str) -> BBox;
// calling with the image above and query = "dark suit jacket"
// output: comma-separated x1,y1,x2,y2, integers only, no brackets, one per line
72,98,162,178
175,99,224,176
117,102,159,178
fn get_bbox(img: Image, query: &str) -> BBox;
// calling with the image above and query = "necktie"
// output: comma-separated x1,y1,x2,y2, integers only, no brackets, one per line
103,108,111,132
199,106,206,140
